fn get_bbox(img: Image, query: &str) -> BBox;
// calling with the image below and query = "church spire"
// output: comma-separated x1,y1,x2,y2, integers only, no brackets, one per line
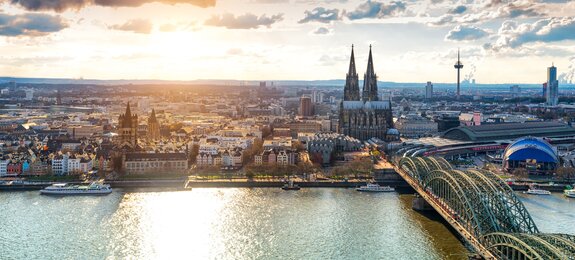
348,44,357,76
344,44,360,101
362,45,378,101
123,102,132,128
150,108,157,123
366,44,374,76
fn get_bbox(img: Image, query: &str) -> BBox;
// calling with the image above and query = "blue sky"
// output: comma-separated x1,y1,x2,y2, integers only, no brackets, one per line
0,0,573,84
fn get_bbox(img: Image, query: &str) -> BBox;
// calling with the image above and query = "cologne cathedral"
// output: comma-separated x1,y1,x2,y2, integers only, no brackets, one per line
339,45,395,141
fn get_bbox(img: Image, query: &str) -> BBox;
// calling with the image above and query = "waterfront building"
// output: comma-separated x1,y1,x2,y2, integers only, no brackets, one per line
0,159,9,177
117,102,138,148
123,153,188,174
7,162,22,176
339,45,394,141
425,81,433,100
546,65,559,106
52,154,69,175
254,149,297,166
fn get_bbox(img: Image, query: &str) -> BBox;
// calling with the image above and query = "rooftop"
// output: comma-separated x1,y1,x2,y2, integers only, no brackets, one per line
442,122,575,141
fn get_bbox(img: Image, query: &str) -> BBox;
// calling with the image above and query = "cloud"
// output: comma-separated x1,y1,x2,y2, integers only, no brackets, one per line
445,25,489,41
0,13,67,37
204,13,283,29
109,19,152,34
298,7,340,23
318,53,347,66
429,1,544,27
488,17,575,51
448,5,466,14
226,48,243,55
252,0,288,3
312,26,332,35
345,0,407,20
159,23,177,32
5,0,215,12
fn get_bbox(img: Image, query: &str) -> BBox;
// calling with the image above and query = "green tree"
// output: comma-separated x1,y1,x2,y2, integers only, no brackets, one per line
512,168,529,179
556,167,575,180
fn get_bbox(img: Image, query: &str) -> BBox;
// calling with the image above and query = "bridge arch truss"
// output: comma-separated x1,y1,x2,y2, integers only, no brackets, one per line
397,156,575,259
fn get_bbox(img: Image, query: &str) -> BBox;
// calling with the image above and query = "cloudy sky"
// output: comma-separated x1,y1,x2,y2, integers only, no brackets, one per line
0,0,574,84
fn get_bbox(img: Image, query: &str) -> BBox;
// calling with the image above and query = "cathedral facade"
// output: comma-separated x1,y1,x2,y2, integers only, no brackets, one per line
339,45,394,141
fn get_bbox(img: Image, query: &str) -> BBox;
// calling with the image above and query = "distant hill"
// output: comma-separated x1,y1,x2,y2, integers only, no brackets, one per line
0,76,573,90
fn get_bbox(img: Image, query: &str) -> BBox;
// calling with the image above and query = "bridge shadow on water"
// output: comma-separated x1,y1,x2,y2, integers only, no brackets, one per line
396,190,472,259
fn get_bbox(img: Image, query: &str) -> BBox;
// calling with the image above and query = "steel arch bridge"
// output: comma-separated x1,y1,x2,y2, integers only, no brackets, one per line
396,156,575,259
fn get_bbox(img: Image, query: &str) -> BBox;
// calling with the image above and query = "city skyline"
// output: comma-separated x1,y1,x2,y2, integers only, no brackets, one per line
0,0,573,84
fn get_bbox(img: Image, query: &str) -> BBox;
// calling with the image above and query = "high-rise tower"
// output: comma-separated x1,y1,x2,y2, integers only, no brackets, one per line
344,45,360,101
546,64,559,106
362,45,378,101
425,81,433,100
454,49,464,100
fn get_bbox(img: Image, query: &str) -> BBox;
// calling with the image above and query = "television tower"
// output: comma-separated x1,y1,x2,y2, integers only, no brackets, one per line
454,49,464,100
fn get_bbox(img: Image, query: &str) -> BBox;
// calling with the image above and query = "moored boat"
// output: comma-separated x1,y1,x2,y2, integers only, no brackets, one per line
282,180,300,190
564,189,575,198
356,183,395,192
524,188,551,195
40,182,112,196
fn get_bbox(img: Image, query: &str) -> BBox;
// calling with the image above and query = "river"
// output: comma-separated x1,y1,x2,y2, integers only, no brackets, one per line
0,189,572,260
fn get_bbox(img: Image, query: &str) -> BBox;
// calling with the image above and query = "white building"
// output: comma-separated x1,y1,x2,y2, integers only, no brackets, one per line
67,157,81,174
0,160,9,177
25,89,34,100
52,154,69,175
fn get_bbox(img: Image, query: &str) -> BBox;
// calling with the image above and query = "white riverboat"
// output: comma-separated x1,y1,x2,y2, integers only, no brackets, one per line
356,183,395,192
564,189,575,198
40,182,112,196
524,188,551,195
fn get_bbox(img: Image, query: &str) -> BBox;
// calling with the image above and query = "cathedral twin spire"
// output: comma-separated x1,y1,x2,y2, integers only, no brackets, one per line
344,45,378,101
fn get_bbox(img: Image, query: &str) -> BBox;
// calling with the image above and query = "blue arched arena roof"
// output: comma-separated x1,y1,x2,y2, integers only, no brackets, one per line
503,137,558,163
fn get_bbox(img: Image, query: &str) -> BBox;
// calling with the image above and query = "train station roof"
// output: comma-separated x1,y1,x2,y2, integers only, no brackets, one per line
442,122,575,142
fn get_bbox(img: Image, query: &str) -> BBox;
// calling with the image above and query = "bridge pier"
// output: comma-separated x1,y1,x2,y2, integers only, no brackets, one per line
412,194,434,211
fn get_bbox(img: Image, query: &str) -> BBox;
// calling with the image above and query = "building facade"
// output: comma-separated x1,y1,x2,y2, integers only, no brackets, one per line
339,45,394,141
124,153,188,174
299,96,313,117
117,102,138,147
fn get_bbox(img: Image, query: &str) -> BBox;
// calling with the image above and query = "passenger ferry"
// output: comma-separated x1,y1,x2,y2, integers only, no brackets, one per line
524,188,551,195
40,182,112,195
564,189,575,198
356,183,395,192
